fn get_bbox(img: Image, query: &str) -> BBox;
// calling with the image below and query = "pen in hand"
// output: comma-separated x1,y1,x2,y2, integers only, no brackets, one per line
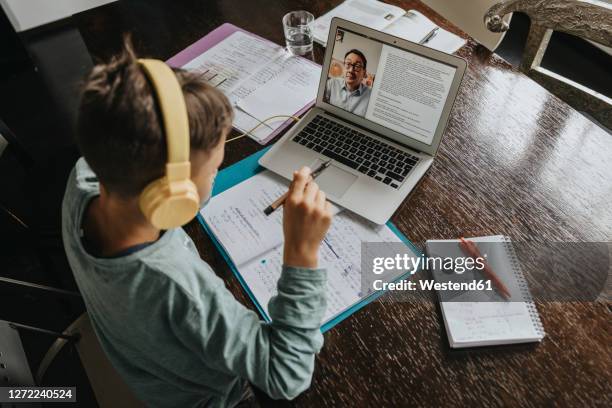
458,237,512,300
263,160,332,216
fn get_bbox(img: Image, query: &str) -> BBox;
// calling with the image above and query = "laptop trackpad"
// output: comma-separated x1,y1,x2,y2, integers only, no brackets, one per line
313,163,357,199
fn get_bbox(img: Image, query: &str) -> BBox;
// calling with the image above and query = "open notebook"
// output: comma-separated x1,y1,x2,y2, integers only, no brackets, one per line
312,0,466,53
426,236,545,348
201,170,416,328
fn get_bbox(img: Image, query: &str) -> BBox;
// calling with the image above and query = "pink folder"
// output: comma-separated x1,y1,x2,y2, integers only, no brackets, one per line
167,23,319,145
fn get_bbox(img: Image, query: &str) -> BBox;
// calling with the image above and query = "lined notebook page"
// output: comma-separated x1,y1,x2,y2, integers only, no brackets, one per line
427,236,545,348
202,171,287,266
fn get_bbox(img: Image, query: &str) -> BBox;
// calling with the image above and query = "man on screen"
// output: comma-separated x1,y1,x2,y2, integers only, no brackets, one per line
325,49,371,116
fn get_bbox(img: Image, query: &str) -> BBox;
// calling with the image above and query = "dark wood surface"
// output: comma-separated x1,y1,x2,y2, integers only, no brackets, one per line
74,1,612,406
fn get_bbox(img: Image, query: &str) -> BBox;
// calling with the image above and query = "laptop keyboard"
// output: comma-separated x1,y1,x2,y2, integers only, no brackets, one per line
291,115,420,189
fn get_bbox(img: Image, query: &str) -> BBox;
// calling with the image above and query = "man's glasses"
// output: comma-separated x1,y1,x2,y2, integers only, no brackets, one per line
343,61,364,72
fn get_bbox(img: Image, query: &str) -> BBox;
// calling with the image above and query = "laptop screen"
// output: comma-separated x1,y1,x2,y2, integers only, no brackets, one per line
323,28,458,146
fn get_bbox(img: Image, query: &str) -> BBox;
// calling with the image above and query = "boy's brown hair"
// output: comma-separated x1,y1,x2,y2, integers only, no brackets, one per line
76,39,233,198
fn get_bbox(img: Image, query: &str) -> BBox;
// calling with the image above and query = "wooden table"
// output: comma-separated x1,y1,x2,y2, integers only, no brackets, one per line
74,1,612,406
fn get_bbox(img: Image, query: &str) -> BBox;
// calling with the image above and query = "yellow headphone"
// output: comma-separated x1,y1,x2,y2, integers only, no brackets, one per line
137,59,200,229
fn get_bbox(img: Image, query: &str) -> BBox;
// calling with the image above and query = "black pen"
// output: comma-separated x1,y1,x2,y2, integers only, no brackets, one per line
263,160,332,215
419,27,439,44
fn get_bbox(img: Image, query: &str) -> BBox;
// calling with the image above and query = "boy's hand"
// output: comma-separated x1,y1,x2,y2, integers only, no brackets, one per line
283,166,333,268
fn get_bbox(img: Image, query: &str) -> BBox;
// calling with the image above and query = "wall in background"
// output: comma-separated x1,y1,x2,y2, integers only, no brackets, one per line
0,0,115,31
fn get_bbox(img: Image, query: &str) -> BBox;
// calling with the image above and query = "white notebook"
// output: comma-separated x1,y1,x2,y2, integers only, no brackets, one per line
426,236,545,348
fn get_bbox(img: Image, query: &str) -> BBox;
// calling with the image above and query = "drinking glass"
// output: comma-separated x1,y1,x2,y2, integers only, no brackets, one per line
282,10,315,56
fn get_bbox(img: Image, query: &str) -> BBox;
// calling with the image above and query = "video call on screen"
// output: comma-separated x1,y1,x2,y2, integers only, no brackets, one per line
323,28,457,146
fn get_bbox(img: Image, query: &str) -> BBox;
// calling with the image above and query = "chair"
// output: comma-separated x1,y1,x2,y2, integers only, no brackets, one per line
37,313,144,408
1,275,143,407
0,118,33,169
0,116,79,289
484,0,612,129
0,118,33,236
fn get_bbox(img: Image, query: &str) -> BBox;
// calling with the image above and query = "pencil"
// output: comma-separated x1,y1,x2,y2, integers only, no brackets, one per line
263,160,332,216
459,237,512,300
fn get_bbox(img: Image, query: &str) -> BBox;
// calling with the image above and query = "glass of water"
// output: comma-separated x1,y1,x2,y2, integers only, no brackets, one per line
282,10,315,56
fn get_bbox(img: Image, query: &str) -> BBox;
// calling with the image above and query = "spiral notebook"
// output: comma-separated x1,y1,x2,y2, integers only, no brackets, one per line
426,236,545,348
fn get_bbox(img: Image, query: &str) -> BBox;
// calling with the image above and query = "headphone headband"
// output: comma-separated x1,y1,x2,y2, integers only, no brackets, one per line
138,59,190,166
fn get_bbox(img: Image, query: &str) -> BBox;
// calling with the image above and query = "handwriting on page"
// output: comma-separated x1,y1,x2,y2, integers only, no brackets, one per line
202,172,287,266
238,210,408,323
445,302,538,342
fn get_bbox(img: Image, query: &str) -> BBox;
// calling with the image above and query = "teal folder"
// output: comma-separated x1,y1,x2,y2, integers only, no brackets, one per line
197,147,421,332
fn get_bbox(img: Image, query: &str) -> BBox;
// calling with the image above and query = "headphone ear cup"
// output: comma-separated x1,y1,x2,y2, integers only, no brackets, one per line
140,178,200,229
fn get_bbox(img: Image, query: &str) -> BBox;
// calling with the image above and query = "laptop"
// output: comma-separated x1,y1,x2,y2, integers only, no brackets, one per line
259,18,467,224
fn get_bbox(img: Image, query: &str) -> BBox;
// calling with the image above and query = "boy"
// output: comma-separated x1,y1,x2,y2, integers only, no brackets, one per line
62,41,333,407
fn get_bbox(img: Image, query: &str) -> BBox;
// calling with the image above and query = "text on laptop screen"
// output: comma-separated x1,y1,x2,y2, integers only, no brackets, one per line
323,28,457,145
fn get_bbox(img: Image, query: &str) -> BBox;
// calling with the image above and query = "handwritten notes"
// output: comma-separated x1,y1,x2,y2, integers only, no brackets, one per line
202,171,286,265
443,302,540,345
237,210,403,322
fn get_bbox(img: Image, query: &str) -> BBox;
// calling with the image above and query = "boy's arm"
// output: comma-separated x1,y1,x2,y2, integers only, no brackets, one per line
184,264,326,400
179,166,332,400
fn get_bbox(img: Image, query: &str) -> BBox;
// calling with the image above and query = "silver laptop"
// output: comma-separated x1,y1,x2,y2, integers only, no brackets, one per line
259,18,466,224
